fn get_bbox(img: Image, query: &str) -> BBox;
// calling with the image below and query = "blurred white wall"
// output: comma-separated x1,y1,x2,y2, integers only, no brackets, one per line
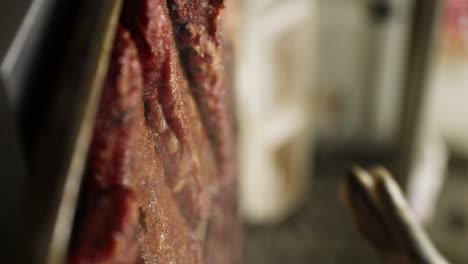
316,0,413,146
315,0,373,142
373,0,414,143
407,0,468,222
236,0,418,223
237,0,317,223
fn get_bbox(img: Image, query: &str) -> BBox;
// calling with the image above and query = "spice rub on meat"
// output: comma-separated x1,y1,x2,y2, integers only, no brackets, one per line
68,26,202,264
166,1,241,262
167,0,237,185
69,0,240,263
121,0,217,228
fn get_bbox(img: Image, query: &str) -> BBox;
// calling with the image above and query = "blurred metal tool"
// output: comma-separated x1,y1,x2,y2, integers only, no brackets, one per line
341,166,448,264
2,0,124,263
0,0,56,259
32,1,123,263
0,78,27,262
1,0,57,111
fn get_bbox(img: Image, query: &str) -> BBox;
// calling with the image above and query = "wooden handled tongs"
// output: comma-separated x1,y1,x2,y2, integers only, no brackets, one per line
341,166,449,264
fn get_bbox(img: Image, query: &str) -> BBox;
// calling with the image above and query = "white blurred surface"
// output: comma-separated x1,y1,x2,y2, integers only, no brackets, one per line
237,0,317,223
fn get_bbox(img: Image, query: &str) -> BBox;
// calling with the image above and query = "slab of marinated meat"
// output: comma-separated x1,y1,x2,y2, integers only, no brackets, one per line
166,1,241,263
121,0,217,229
166,0,237,185
69,0,240,263
68,26,201,264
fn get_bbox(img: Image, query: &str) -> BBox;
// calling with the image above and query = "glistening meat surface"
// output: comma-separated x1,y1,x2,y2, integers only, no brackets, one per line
69,26,202,264
167,0,237,185
121,0,217,229
69,0,240,263
166,1,241,262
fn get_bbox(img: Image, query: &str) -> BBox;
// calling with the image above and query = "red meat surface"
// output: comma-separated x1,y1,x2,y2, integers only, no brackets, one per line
69,26,202,264
165,1,241,262
69,0,240,262
120,0,217,228
167,0,237,186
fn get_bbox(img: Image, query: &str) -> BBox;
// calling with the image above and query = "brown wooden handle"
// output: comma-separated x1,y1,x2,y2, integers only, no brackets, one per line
341,165,448,264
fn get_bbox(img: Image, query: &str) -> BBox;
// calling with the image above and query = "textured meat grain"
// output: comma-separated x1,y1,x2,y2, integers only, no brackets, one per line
69,26,201,264
70,1,240,262
68,26,142,264
167,1,241,263
167,0,237,185
121,0,217,229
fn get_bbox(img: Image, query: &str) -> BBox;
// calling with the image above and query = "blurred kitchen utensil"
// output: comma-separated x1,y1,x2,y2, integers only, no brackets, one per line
341,166,448,264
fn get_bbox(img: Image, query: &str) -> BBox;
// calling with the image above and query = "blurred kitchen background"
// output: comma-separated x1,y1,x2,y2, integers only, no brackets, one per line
234,0,468,262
